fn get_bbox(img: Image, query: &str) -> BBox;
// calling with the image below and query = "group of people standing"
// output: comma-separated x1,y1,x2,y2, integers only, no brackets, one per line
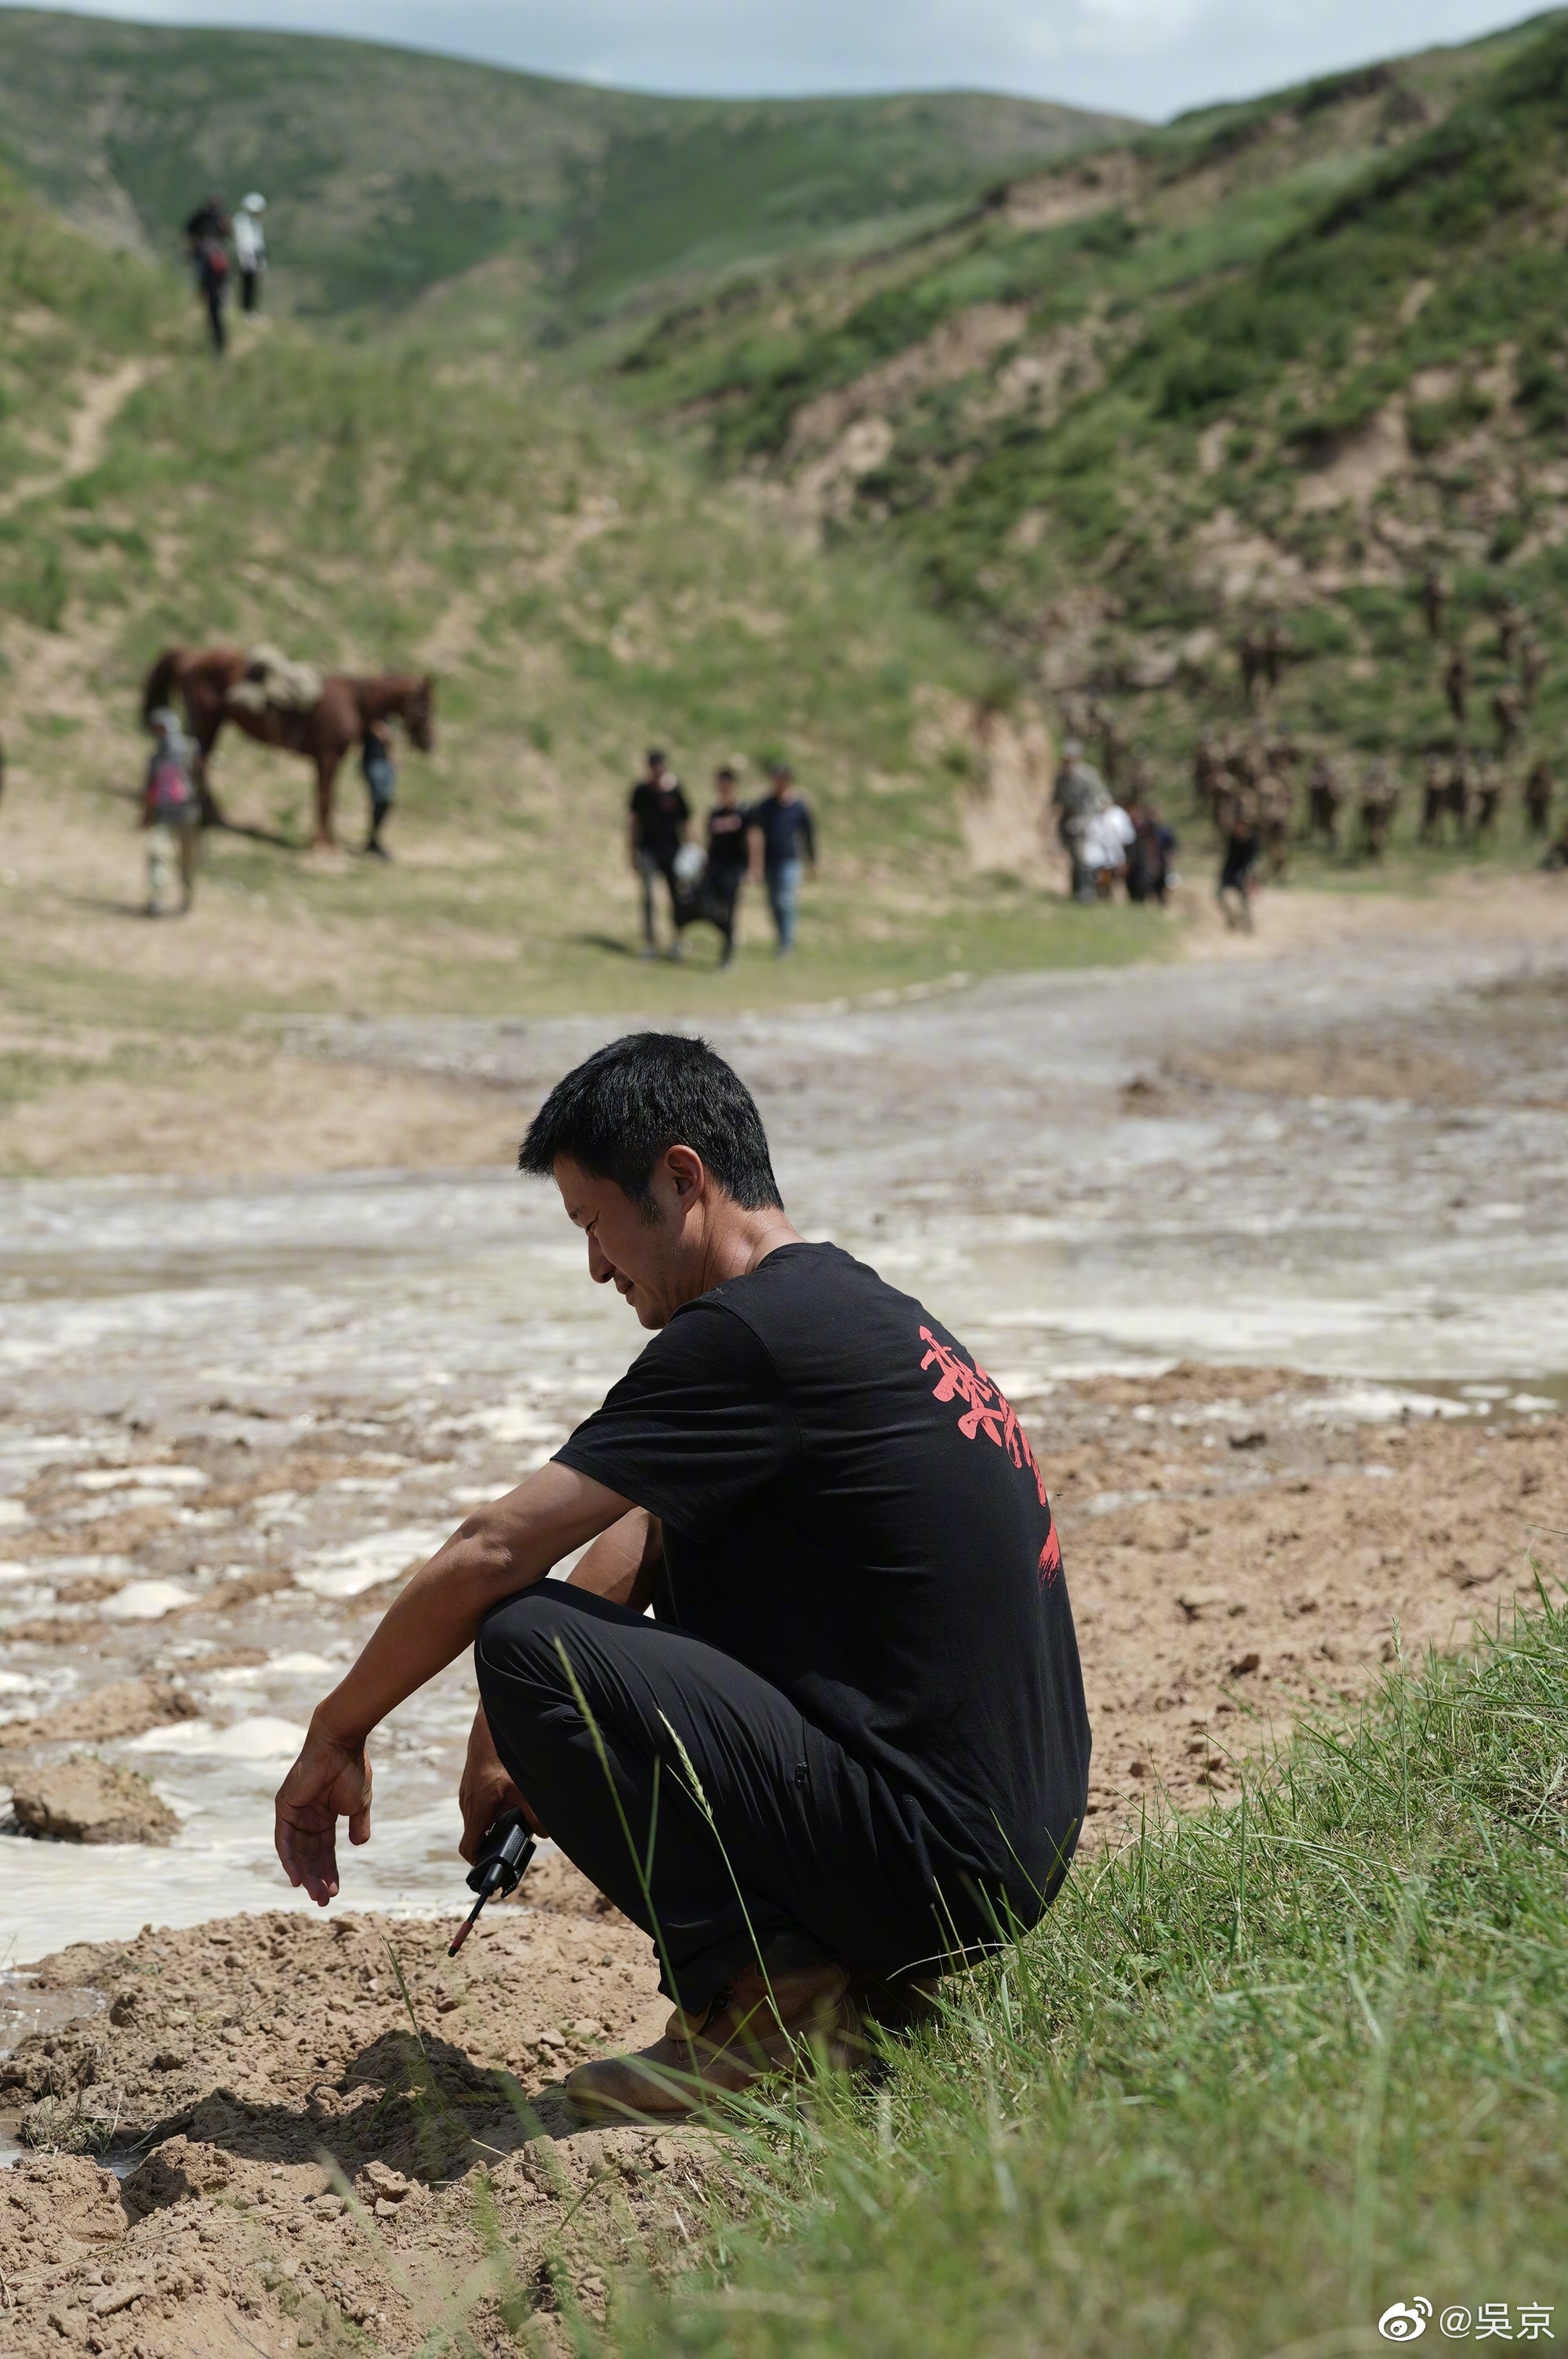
629,751,818,965
183,191,267,354
1050,740,1178,908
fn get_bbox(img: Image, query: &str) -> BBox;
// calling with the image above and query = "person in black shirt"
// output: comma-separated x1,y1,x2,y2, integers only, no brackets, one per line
183,193,232,354
274,1034,1089,2120
627,748,691,959
749,762,816,954
702,765,750,965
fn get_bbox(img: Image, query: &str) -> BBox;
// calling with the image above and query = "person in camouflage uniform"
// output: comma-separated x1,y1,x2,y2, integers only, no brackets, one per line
1418,563,1450,643
1358,761,1399,858
1443,645,1469,725
1524,758,1554,840
1051,739,1112,903
1258,765,1294,882
1307,753,1344,849
1472,754,1502,843
1418,751,1448,847
1444,748,1472,842
1491,682,1523,758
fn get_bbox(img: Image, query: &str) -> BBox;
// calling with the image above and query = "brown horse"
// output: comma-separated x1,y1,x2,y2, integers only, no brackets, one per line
140,648,434,848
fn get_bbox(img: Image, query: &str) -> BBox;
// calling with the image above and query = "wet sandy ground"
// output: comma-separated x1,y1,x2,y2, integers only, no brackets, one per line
0,914,1565,2350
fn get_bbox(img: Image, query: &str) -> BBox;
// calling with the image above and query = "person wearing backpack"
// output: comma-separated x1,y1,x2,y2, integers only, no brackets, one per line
142,708,201,916
184,193,232,353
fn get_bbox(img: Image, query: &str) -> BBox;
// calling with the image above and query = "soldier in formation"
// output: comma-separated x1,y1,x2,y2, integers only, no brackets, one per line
1497,591,1524,670
1443,645,1468,725
1444,748,1472,844
1472,754,1502,843
1491,682,1524,758
1358,761,1399,858
1307,753,1344,849
1419,563,1450,642
1525,758,1554,839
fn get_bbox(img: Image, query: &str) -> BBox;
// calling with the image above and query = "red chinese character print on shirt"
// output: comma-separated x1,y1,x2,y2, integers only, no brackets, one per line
918,1326,1049,1507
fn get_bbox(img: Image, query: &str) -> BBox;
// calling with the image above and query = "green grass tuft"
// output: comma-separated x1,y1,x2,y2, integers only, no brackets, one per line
615,1590,1568,2357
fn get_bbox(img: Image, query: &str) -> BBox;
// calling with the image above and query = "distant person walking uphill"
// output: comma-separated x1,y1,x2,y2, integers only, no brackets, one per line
183,191,231,354
234,194,267,314
750,762,817,956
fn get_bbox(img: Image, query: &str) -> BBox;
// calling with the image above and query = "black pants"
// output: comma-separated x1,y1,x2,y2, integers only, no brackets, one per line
241,268,262,314
476,1586,993,2014
204,282,226,353
637,850,681,947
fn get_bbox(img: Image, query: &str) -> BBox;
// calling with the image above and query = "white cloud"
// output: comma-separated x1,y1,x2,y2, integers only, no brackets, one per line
10,0,1539,116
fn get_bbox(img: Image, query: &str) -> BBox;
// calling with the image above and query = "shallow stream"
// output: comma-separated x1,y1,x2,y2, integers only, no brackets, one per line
3,931,1566,1966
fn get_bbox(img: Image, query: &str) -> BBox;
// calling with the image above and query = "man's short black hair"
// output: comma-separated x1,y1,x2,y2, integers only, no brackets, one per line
519,1033,783,1218
646,747,666,766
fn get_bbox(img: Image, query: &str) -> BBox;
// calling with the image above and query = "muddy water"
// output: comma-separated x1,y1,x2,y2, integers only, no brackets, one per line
2,929,1566,1962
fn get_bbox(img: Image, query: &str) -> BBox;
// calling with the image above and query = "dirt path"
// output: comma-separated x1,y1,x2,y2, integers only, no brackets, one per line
0,358,150,518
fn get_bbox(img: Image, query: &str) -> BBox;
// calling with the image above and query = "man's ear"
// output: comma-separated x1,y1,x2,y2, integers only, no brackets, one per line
666,1145,705,1202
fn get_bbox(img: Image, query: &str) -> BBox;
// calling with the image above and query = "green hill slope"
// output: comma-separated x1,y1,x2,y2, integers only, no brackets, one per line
2,162,1150,1067
607,12,1568,806
0,9,1134,324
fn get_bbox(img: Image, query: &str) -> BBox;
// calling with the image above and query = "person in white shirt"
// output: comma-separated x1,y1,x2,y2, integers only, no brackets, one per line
1081,803,1135,898
234,194,267,314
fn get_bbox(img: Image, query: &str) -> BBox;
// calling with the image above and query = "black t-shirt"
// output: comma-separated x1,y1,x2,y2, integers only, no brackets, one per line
706,805,750,874
629,780,690,860
554,1241,1090,1907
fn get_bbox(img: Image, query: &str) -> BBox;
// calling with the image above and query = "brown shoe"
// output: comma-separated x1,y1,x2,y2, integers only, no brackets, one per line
565,1960,860,2123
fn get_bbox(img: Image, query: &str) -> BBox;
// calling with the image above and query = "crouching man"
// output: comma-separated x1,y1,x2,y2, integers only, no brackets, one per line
274,1034,1090,2120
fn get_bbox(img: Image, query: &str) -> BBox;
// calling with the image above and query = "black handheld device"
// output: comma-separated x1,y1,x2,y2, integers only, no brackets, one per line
448,1807,536,1956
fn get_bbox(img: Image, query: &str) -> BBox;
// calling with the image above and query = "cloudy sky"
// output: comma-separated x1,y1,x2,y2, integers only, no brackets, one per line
26,0,1537,117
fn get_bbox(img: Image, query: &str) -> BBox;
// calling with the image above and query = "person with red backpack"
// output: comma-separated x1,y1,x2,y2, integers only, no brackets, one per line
143,708,201,916
184,194,232,354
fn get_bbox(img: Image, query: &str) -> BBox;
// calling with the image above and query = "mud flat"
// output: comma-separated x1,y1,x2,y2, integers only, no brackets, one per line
0,917,1565,2348
0,1856,703,2356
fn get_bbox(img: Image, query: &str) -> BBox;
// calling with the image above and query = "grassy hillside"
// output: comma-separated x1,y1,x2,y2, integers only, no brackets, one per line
0,153,1164,1184
606,12,1568,841
0,9,1134,325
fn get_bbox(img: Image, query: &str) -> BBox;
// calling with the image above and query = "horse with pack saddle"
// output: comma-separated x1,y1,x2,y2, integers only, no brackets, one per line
140,644,434,848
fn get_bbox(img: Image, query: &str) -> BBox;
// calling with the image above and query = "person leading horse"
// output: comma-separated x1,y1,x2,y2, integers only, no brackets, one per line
140,647,434,849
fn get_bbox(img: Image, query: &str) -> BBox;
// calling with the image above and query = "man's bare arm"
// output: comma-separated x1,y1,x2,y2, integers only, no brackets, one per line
456,1508,662,1859
568,1506,663,1611
275,1461,630,1903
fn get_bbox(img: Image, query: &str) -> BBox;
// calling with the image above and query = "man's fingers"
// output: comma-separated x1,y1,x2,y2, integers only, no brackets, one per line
348,1807,371,1846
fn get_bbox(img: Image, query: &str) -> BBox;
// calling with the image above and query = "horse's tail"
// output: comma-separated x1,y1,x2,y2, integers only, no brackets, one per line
141,648,183,729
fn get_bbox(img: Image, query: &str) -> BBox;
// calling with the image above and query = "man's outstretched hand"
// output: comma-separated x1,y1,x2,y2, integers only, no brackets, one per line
274,1722,372,1906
